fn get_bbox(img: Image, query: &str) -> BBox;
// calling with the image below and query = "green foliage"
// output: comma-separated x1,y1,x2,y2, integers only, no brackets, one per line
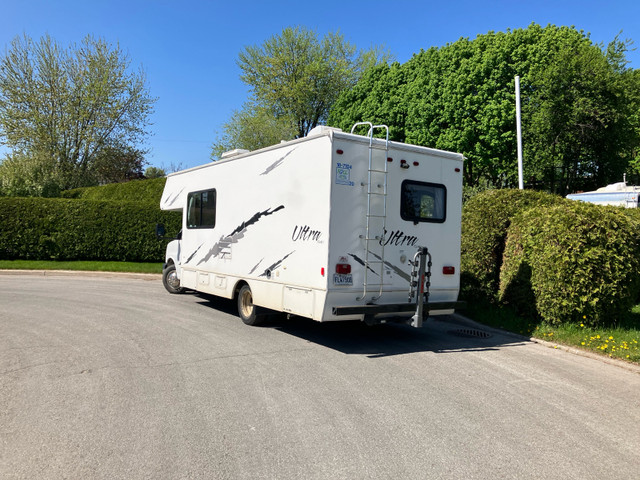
0,34,155,194
328,24,640,192
0,197,180,262
460,189,564,300
500,203,640,326
211,103,298,159
217,26,392,154
524,32,633,194
0,150,65,197
60,177,166,204
92,146,147,184
144,166,166,179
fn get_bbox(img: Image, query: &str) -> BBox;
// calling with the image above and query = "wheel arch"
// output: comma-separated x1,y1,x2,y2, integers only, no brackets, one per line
233,279,250,301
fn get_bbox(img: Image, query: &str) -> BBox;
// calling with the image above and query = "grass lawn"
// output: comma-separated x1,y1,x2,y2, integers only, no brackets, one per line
0,259,163,274
466,301,640,364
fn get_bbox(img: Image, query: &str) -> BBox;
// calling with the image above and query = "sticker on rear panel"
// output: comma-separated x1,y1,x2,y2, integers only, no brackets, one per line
333,273,353,286
336,163,354,186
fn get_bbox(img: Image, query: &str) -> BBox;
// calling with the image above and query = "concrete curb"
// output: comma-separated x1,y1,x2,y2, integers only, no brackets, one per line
450,313,640,375
0,269,161,281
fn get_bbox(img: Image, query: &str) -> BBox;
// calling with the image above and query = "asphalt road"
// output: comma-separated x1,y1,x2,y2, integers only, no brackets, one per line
1,273,639,480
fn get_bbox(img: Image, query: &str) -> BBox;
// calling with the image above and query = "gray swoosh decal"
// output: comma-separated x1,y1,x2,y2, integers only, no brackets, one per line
184,243,204,264
369,252,411,282
249,258,264,275
260,147,298,175
259,251,295,277
164,187,185,208
197,205,285,265
348,253,379,276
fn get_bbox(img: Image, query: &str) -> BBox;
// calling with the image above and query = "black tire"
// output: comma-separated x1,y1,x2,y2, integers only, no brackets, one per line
237,284,265,326
162,264,185,294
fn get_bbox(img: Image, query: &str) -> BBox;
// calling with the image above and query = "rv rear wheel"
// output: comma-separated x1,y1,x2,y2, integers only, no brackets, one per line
237,284,265,326
162,264,184,294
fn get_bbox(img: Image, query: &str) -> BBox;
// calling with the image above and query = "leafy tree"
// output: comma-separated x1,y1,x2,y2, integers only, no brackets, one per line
523,30,636,194
0,34,155,194
92,146,146,184
0,150,64,197
329,24,640,193
211,102,298,159
144,166,166,179
213,26,391,157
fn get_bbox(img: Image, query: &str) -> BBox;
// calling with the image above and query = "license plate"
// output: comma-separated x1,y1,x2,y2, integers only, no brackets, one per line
333,273,353,286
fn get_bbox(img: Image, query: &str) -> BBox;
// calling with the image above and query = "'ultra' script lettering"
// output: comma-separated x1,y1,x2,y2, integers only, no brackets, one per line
381,229,419,247
292,225,322,242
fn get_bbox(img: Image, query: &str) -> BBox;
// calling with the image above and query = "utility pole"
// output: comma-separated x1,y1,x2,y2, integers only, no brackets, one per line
515,75,524,190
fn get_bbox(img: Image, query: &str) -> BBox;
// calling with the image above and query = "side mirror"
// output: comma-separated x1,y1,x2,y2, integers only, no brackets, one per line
155,223,166,239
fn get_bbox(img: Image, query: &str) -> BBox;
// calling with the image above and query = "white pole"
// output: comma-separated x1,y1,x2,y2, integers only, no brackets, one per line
515,75,524,189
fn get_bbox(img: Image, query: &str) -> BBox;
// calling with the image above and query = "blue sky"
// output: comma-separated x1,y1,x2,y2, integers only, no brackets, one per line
3,0,639,171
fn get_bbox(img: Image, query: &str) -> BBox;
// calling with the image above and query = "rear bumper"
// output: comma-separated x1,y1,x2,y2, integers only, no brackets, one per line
332,301,466,317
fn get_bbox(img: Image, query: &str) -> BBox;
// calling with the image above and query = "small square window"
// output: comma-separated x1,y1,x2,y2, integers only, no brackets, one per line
401,180,446,223
187,189,216,228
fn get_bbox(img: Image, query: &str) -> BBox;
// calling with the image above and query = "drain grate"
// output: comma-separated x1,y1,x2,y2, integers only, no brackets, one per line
448,328,492,339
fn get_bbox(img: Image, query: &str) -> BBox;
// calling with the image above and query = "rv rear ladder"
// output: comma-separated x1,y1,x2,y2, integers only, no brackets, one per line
351,122,389,301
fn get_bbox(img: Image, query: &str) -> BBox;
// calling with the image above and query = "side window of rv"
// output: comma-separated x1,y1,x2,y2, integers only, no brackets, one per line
186,189,216,228
400,180,446,223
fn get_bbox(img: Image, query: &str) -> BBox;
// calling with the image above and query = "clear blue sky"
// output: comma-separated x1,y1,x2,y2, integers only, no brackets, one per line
3,0,639,171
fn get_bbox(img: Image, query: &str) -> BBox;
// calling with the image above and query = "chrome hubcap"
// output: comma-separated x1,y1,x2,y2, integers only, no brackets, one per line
167,271,180,289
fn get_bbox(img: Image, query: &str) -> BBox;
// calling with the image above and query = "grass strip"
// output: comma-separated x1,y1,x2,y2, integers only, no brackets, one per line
465,301,640,364
0,259,163,274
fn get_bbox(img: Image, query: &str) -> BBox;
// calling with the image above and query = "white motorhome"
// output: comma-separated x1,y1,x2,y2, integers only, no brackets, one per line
566,178,640,208
159,123,464,327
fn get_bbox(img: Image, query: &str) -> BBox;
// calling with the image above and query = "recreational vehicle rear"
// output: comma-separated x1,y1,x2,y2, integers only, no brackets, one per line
159,123,464,327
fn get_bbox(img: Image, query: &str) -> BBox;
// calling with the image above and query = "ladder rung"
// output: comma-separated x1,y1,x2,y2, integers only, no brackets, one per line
369,169,387,173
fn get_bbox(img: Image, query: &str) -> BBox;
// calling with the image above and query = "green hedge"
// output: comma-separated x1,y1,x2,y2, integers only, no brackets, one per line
460,189,565,300
0,197,181,262
61,177,166,204
499,202,640,326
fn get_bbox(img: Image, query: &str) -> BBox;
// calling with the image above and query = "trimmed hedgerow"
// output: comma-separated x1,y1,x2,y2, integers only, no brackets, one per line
460,189,565,301
61,177,166,204
499,202,640,327
0,197,181,262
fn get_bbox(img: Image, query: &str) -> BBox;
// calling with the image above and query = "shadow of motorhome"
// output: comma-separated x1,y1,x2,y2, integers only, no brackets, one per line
194,292,239,317
274,315,528,358
191,292,528,358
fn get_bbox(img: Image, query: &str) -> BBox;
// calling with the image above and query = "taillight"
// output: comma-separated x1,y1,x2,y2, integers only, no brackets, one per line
336,263,351,274
443,266,455,275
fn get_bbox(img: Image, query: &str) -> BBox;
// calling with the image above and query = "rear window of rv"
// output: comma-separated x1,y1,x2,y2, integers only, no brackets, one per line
187,189,216,228
401,181,446,223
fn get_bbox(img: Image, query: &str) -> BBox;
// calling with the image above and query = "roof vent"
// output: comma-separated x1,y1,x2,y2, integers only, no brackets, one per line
220,148,250,160
307,125,342,137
